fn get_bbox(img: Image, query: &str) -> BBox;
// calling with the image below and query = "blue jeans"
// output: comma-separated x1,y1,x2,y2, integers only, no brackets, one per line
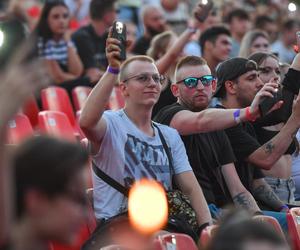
265,176,296,204
208,204,288,232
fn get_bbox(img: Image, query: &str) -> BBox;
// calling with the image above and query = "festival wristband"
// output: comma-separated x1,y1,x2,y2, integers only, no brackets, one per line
197,222,210,236
233,109,241,124
107,66,119,75
245,107,257,122
278,204,289,212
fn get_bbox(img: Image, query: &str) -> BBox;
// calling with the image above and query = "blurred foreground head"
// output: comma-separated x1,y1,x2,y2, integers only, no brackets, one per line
13,136,89,244
206,209,289,250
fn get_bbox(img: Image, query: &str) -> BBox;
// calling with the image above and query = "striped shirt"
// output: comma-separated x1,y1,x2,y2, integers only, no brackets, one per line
38,38,75,67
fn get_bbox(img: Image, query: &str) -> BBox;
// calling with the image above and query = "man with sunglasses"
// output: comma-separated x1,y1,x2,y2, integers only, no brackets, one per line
154,56,262,215
214,57,300,229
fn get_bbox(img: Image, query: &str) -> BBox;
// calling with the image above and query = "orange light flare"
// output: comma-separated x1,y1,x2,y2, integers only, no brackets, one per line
128,179,168,235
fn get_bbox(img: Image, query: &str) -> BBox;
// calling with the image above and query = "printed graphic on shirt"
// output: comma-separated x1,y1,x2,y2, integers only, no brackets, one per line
124,133,171,190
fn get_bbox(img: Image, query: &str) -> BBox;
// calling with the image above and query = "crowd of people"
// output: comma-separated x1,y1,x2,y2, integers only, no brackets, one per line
1,0,300,249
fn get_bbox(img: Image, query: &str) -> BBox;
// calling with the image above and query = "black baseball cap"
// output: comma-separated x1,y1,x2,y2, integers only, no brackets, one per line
214,57,258,97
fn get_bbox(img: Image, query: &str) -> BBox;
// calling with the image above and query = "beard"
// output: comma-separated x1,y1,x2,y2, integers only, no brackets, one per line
147,25,164,37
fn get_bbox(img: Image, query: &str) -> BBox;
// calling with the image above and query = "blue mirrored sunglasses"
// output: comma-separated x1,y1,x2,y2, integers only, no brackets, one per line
176,75,215,88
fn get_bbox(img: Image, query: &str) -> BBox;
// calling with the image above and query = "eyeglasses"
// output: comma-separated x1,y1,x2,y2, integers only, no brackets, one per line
123,73,167,85
176,75,215,88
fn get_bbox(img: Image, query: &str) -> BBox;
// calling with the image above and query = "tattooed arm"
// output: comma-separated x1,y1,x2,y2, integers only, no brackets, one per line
221,163,261,214
252,178,285,211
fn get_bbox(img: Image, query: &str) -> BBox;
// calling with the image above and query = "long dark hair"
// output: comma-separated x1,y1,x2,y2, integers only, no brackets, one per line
34,0,68,41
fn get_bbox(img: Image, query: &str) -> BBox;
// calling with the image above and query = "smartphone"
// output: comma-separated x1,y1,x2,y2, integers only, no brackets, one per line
111,21,127,61
259,88,282,117
194,0,214,22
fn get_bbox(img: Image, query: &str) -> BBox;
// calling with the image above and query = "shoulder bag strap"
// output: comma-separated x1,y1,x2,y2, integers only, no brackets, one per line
92,161,129,197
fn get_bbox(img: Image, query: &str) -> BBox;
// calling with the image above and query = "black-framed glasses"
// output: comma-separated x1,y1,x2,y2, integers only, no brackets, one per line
176,75,215,88
123,73,167,85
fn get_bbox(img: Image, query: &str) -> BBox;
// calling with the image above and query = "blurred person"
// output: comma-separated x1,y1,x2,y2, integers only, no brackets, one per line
184,4,221,57
72,0,117,83
225,8,251,58
159,0,189,35
255,15,278,43
79,29,213,246
213,57,300,228
132,5,167,55
124,21,137,57
239,30,271,58
34,0,86,94
272,19,300,64
199,25,232,75
206,209,289,250
65,0,91,24
154,55,263,215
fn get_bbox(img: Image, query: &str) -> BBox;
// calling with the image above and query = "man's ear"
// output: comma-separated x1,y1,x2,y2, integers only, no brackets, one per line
224,80,237,95
119,82,129,97
212,79,217,92
170,83,179,98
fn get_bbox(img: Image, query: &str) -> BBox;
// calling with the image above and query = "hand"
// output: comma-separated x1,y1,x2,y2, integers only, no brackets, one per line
193,0,213,23
250,82,283,118
63,29,73,42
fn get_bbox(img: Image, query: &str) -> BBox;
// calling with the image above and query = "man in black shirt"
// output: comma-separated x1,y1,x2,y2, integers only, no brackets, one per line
154,56,260,213
72,0,117,83
132,5,167,55
214,57,300,228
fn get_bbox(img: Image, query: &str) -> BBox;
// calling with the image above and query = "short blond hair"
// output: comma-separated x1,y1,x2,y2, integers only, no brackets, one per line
119,55,155,82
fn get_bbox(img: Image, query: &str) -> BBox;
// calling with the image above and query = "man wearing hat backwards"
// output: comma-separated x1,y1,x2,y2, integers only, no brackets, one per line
214,57,300,227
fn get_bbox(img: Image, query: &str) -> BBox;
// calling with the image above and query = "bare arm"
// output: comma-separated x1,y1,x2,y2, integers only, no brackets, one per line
67,43,83,76
0,56,50,244
45,59,79,83
174,171,212,226
252,178,285,211
221,163,261,214
156,28,195,75
79,34,121,152
247,94,300,169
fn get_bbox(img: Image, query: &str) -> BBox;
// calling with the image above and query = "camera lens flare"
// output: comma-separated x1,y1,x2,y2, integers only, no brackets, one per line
128,179,168,235
0,29,4,48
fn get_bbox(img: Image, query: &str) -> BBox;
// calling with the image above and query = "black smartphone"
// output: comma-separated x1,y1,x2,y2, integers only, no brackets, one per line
111,21,127,61
259,88,282,117
194,0,214,22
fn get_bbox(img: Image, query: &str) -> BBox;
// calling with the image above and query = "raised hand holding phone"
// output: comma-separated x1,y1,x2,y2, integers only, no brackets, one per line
194,0,214,23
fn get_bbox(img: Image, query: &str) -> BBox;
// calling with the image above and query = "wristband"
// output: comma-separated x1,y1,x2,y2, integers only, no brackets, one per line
245,107,257,122
187,27,197,34
233,109,241,124
278,204,289,211
107,66,119,75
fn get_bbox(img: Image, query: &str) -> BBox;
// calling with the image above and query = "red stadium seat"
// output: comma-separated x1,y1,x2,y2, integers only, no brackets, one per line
6,114,34,144
154,233,198,250
253,215,285,238
38,111,76,142
72,86,92,112
41,87,76,126
287,207,300,250
22,95,40,128
199,224,218,248
107,86,125,110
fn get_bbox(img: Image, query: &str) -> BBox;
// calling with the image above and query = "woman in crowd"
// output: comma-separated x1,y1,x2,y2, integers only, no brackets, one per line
34,0,89,94
249,51,300,204
239,29,271,58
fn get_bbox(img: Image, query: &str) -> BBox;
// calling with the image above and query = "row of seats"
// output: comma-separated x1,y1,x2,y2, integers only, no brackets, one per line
6,86,125,145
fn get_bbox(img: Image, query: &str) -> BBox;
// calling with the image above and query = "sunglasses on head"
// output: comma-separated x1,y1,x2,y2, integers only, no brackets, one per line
176,75,215,88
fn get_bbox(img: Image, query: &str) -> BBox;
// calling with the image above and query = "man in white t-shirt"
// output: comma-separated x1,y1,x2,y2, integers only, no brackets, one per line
79,29,212,229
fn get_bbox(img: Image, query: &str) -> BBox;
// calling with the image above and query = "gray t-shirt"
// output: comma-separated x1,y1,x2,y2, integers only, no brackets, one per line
92,109,192,219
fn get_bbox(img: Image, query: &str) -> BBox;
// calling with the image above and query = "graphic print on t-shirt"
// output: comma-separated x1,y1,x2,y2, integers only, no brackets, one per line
124,133,171,190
